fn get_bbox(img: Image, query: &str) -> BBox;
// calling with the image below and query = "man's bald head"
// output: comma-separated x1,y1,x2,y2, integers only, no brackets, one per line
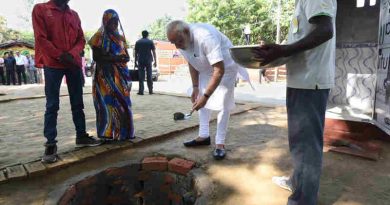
166,20,191,50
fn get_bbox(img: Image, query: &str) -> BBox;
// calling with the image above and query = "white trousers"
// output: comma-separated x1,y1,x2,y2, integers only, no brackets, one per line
198,107,231,145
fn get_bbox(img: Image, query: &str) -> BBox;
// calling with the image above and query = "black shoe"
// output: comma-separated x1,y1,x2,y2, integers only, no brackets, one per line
42,143,58,163
213,148,226,160
183,137,211,147
149,91,154,95
137,92,144,95
76,133,102,147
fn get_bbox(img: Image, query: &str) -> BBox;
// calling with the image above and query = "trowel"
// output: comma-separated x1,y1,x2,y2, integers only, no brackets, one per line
174,110,195,121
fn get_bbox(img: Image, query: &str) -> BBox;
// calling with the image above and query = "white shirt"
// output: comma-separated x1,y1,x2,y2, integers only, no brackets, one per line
179,23,250,111
244,25,251,35
286,0,337,89
15,55,28,66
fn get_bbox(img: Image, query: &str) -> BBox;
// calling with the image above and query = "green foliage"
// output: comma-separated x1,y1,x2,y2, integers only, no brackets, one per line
0,16,21,43
187,0,294,45
145,15,173,41
19,31,35,44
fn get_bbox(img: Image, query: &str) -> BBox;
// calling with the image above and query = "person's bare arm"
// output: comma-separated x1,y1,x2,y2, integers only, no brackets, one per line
253,15,334,65
152,48,157,67
189,63,199,103
192,61,224,111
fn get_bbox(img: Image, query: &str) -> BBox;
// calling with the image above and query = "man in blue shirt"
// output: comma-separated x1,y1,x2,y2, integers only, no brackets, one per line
4,52,16,85
134,30,157,95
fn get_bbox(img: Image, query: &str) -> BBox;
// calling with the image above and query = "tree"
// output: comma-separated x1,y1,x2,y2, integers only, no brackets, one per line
145,15,173,41
187,0,294,45
0,16,21,43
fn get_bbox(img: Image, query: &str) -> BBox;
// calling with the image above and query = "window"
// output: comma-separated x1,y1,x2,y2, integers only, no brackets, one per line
370,0,377,6
356,0,365,8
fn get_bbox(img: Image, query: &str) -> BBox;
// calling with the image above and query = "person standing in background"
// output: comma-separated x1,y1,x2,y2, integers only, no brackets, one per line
4,52,16,86
0,54,5,85
27,54,38,84
134,30,157,95
15,51,28,85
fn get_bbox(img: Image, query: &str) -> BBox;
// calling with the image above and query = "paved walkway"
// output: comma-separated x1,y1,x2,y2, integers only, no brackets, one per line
0,84,257,167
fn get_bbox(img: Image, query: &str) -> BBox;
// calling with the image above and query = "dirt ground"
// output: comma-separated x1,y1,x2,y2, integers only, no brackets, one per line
0,106,389,205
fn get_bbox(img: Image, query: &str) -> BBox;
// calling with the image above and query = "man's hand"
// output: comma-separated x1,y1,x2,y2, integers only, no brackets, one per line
252,44,287,66
153,61,157,68
59,52,75,65
191,87,199,103
192,95,208,111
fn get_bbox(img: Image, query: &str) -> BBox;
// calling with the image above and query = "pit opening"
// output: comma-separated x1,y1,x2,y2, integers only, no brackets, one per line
58,161,197,205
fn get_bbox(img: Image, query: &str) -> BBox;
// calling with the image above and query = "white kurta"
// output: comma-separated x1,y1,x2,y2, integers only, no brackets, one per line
180,23,249,111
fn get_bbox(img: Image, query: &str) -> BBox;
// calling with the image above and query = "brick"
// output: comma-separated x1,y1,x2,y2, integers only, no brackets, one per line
144,172,170,205
24,161,46,177
164,173,176,185
142,156,168,171
137,170,151,181
6,165,27,180
0,170,7,184
58,152,80,164
44,158,71,170
329,146,380,161
58,185,76,205
105,167,129,177
106,196,127,204
133,191,145,198
129,137,144,145
76,176,98,190
168,158,195,175
90,146,109,155
168,192,182,204
72,149,95,161
119,141,134,149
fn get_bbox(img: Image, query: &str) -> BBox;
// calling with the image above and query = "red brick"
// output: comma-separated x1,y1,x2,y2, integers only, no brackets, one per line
164,174,175,185
133,191,145,198
168,158,195,175
106,196,126,204
76,176,97,190
168,192,182,203
137,170,151,181
105,167,128,177
142,157,168,171
58,185,76,205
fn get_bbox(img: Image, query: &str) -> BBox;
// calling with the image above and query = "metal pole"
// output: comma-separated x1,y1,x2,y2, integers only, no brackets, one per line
276,0,282,44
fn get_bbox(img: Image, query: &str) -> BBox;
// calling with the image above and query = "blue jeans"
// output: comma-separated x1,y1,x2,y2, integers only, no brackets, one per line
138,62,153,94
287,88,329,205
44,68,86,144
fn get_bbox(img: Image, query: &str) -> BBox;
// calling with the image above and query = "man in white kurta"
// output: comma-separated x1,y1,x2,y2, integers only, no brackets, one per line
167,20,249,160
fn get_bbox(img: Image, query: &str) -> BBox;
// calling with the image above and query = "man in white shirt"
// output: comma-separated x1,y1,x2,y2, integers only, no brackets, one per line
253,0,337,204
0,55,5,85
166,20,250,160
14,51,28,85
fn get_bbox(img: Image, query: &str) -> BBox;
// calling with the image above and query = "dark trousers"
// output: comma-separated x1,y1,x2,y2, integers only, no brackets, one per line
245,34,251,45
6,68,16,85
16,65,27,85
44,67,86,144
286,88,329,205
0,67,5,85
138,63,153,94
